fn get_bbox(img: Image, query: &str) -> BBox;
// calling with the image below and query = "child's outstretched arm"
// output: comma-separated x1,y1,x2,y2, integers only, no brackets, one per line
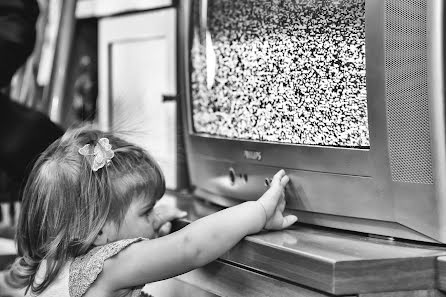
101,170,297,292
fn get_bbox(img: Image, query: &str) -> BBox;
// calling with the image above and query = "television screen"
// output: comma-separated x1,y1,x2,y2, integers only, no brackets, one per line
191,0,369,147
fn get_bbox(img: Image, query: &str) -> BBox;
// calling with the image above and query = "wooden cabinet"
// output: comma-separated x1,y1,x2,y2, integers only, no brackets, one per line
98,8,180,190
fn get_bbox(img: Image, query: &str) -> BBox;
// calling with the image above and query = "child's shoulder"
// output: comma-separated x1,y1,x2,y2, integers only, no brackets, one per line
69,238,144,297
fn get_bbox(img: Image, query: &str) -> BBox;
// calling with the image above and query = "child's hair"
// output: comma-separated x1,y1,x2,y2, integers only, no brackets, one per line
9,125,165,294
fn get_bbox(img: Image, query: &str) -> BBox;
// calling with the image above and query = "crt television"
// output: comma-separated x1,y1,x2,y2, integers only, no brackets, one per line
177,0,446,243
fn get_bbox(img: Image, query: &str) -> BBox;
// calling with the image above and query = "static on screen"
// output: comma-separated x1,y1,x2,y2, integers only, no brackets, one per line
191,0,369,147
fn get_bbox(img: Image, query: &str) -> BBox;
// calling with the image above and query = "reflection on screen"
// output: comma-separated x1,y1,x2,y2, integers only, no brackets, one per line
191,0,369,147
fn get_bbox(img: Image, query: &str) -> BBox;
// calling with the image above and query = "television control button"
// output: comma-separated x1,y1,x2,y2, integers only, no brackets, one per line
229,168,236,184
264,178,272,187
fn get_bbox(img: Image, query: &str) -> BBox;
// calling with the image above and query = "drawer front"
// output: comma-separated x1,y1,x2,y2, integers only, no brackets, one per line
145,260,339,297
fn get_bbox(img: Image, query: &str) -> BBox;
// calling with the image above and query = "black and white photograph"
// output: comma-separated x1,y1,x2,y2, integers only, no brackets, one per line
1,0,446,296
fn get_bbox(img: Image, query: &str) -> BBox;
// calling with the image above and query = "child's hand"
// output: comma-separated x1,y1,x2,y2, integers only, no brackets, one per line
257,170,297,230
152,204,188,238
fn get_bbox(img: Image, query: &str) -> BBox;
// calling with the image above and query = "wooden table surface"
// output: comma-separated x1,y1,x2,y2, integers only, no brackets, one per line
169,192,446,295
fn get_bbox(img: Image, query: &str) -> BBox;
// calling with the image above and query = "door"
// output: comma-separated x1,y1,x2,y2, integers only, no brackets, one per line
98,8,178,189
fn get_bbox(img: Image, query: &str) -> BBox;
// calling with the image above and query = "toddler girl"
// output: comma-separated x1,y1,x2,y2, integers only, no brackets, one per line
4,126,297,297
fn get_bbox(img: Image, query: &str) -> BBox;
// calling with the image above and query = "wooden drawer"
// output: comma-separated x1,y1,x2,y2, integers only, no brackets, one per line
144,260,339,297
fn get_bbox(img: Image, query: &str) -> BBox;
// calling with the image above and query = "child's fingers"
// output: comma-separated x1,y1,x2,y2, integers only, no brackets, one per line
280,174,289,187
153,205,188,230
270,169,286,187
259,170,288,216
158,221,172,237
281,215,298,229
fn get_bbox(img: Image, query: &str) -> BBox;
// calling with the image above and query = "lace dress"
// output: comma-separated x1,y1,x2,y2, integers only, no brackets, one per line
25,238,148,297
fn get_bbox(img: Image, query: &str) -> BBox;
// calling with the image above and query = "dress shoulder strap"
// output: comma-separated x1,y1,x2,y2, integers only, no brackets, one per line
69,238,144,297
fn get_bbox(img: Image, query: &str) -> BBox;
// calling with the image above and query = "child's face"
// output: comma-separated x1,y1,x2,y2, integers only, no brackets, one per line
111,196,158,240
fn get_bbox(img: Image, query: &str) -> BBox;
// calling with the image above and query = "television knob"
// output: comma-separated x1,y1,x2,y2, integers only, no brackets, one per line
264,177,272,187
228,168,236,185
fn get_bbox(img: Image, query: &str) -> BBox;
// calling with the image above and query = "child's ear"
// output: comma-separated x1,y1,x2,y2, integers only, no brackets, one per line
93,222,116,246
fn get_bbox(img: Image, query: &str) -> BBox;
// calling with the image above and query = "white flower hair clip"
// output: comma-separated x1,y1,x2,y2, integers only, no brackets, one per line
78,138,115,171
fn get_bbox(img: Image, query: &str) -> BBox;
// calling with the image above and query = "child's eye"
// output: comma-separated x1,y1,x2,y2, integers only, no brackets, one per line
143,208,154,216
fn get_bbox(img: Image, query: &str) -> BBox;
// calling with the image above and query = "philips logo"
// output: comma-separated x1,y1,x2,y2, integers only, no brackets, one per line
243,150,262,161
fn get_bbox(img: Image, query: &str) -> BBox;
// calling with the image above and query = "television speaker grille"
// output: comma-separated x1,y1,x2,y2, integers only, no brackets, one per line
384,0,433,184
